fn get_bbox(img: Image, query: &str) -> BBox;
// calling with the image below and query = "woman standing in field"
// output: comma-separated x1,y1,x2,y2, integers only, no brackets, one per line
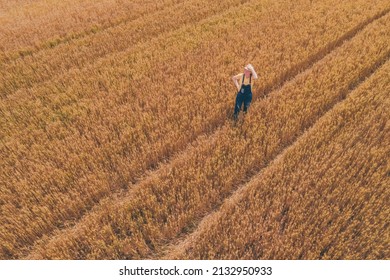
232,64,258,119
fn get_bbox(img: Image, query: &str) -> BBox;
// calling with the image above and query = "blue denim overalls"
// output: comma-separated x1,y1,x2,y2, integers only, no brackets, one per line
234,73,252,119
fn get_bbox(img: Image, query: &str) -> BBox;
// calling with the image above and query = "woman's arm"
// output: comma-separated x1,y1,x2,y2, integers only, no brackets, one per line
232,73,243,91
248,65,258,79
251,69,258,79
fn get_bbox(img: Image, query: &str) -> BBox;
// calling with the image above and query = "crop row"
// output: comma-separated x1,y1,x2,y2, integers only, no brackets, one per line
0,0,251,95
3,0,385,259
168,59,390,259
0,0,183,60
23,11,390,259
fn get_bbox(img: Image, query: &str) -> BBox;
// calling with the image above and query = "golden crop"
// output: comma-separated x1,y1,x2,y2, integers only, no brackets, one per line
168,59,390,259
0,0,181,60
0,0,254,95
0,0,389,259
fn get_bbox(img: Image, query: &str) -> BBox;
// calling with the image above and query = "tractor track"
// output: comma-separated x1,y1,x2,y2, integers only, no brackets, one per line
0,0,186,64
20,7,390,259
160,52,390,260
0,0,253,97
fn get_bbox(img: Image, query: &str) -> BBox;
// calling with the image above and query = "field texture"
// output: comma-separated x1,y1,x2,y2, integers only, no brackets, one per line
0,0,389,259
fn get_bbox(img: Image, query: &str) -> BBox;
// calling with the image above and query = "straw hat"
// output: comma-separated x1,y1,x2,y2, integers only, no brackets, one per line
244,64,254,71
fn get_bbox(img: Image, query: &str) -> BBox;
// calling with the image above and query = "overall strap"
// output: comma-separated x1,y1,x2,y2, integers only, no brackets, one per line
242,73,252,85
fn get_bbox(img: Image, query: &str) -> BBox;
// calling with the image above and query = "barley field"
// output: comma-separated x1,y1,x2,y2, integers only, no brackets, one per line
0,0,389,260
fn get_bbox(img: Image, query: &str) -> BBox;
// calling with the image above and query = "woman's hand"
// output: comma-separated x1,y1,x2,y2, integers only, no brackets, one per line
246,64,258,79
251,70,258,79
